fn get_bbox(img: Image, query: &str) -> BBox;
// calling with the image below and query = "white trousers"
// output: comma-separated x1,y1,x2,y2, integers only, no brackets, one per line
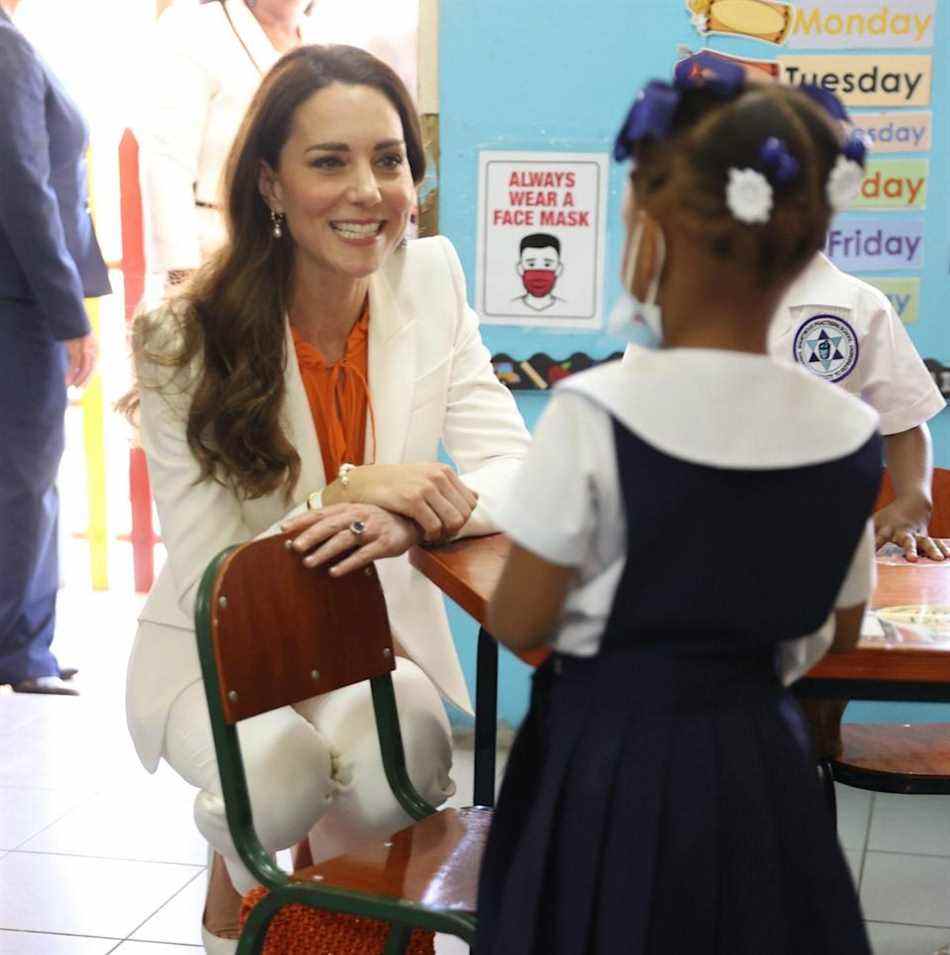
163,657,455,893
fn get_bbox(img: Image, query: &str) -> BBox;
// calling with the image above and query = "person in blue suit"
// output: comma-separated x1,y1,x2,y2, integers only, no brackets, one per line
0,0,110,695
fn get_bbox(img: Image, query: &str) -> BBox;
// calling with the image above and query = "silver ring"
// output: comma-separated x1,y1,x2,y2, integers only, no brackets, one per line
349,520,366,537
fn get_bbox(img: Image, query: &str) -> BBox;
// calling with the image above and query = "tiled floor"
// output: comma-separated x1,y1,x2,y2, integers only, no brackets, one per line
1,566,949,953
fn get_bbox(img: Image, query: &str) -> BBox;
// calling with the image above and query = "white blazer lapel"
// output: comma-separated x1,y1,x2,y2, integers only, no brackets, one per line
367,268,415,465
282,320,327,497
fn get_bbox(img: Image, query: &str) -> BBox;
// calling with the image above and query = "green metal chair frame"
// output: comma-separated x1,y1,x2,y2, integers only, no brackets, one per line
194,539,479,955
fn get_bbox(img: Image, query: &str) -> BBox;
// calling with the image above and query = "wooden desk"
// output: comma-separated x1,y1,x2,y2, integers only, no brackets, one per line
410,535,950,802
800,560,950,699
409,535,509,629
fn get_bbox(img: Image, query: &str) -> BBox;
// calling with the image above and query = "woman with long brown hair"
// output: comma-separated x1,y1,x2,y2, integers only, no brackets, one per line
125,44,529,952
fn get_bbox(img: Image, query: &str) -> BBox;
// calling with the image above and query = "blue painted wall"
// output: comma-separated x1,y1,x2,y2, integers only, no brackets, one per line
438,0,950,728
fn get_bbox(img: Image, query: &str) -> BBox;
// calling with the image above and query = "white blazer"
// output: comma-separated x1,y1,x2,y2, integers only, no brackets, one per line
126,237,531,771
140,0,317,272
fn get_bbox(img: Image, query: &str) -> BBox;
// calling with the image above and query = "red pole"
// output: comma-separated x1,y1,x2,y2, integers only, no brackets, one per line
118,129,156,593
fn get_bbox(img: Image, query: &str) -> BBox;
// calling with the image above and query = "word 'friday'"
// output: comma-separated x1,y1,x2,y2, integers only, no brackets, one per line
826,228,921,263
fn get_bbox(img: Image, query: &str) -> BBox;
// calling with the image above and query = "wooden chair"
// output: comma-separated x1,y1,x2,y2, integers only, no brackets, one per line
830,467,950,797
195,533,487,954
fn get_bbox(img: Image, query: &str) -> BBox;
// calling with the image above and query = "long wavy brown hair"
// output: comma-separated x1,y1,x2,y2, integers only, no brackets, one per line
125,45,425,500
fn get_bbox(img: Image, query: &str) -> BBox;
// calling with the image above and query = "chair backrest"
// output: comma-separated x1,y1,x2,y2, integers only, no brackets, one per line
197,532,395,724
195,533,435,888
875,467,950,538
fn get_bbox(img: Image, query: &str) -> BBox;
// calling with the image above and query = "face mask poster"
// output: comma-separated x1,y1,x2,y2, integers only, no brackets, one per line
476,151,609,329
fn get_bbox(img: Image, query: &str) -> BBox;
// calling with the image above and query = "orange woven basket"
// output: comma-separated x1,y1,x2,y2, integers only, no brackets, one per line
240,887,435,955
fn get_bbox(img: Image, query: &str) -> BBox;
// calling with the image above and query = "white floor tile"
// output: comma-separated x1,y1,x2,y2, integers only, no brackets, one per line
0,697,47,736
0,787,90,850
869,794,950,857
837,784,873,851
0,931,115,954
866,921,950,955
0,721,142,793
861,852,950,928
0,852,200,939
20,787,206,865
130,871,206,946
844,848,863,888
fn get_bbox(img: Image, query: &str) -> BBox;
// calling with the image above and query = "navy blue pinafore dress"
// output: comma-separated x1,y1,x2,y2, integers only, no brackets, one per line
476,412,881,955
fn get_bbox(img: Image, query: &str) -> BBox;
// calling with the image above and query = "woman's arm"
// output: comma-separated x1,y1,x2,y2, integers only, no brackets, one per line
321,461,478,543
137,352,254,616
309,238,530,543
437,239,532,538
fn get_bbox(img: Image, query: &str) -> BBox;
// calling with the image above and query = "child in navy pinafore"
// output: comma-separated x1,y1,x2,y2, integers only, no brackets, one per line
476,68,878,955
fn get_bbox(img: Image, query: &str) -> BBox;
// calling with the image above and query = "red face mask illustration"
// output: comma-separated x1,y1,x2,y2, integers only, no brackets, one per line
517,239,563,302
521,269,558,298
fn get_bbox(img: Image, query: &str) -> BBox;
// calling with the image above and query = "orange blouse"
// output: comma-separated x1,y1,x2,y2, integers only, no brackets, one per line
291,305,374,482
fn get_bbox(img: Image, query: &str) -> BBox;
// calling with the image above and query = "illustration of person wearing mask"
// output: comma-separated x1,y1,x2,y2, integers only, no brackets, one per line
512,232,564,311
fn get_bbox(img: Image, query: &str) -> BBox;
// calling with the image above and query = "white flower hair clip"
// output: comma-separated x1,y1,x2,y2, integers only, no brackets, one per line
726,168,773,224
826,130,870,212
826,156,864,211
724,138,799,225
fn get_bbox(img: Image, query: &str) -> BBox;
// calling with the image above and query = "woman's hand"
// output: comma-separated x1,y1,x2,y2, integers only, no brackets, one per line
282,503,421,576
874,495,950,562
323,463,478,544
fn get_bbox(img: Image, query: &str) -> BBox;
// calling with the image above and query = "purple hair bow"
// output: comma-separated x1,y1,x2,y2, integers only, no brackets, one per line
799,84,869,167
613,82,680,161
759,137,800,185
672,51,745,97
799,83,851,123
842,128,869,166
614,51,746,162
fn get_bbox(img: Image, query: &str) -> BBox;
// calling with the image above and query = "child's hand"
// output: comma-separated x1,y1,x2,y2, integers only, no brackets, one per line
874,497,950,562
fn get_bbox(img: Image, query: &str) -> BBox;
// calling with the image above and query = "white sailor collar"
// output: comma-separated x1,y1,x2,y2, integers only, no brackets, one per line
578,349,878,470
780,252,853,310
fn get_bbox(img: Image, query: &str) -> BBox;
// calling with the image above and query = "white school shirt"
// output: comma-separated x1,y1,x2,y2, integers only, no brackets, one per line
768,253,944,435
140,0,317,272
491,351,877,684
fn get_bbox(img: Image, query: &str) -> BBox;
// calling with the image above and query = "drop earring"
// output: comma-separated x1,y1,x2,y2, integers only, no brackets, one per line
270,210,284,239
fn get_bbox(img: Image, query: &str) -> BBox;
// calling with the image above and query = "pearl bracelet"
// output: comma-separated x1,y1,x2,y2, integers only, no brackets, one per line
338,462,356,489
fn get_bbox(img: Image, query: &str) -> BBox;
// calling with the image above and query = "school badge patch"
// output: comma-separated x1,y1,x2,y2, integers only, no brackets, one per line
792,314,859,382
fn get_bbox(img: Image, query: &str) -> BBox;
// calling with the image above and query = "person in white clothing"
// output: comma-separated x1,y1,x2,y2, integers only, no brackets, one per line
123,45,529,953
770,251,946,561
140,0,316,289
